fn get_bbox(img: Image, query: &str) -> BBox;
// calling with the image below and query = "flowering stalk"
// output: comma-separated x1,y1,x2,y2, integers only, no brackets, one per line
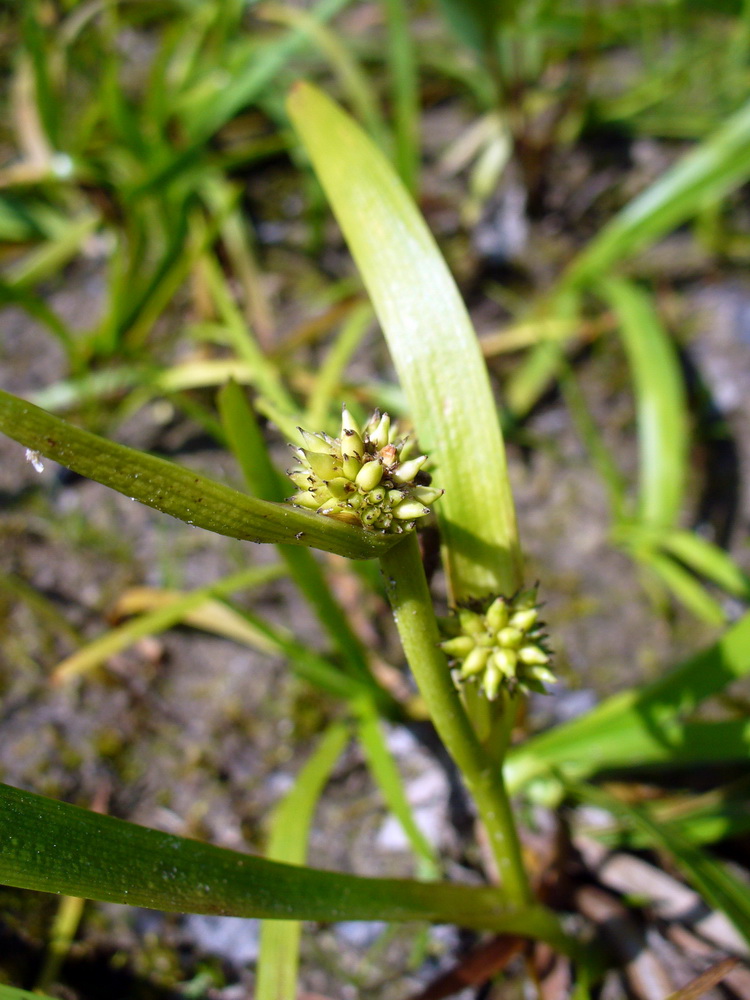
286,411,533,903
380,532,532,906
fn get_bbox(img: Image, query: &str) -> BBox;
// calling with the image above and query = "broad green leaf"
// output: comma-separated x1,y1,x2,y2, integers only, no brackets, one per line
0,782,574,952
287,82,522,601
505,611,750,791
569,782,750,945
601,278,688,529
0,388,396,561
257,723,349,1000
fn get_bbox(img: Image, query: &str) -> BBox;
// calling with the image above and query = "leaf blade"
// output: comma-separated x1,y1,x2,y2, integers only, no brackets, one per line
0,388,396,561
287,81,522,600
0,782,571,949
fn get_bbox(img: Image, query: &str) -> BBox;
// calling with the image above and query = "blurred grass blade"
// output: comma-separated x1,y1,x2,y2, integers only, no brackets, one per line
382,0,419,194
642,550,726,625
660,530,750,599
0,783,573,948
565,96,750,287
287,82,522,600
0,389,396,561
305,301,373,431
201,253,297,418
218,382,386,704
559,361,628,521
510,97,750,417
601,278,688,529
435,0,504,53
596,779,750,850
51,565,285,684
356,703,440,876
186,0,351,143
505,611,750,791
258,3,387,148
257,723,349,1000
569,782,750,946
665,960,740,1000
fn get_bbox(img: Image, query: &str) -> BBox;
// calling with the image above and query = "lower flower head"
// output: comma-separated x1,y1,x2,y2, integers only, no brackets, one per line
439,587,554,699
287,406,443,533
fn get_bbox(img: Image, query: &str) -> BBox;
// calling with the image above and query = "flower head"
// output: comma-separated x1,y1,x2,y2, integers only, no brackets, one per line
439,587,554,699
287,406,443,533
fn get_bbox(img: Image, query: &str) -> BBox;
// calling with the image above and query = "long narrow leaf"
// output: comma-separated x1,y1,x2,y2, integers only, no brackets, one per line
601,278,688,529
660,530,750,599
51,565,285,684
569,782,750,946
0,783,574,951
218,382,386,704
287,81,522,601
0,389,396,561
565,96,750,287
356,704,440,875
256,723,349,1000
505,611,750,790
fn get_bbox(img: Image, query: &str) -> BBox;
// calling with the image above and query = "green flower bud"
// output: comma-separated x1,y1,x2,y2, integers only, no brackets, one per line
510,608,538,632
486,597,510,631
305,451,340,480
461,646,490,678
497,626,523,649
391,455,427,483
355,459,384,491
458,609,485,635
412,486,444,505
392,499,430,520
518,644,549,666
290,490,322,509
440,635,475,657
483,663,502,701
298,429,333,454
327,477,355,500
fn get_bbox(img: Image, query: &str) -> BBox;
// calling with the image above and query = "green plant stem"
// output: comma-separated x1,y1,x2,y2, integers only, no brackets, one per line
379,532,532,907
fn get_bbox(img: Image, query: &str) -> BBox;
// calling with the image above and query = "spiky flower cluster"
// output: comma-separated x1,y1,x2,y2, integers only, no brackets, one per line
439,588,554,700
288,407,443,533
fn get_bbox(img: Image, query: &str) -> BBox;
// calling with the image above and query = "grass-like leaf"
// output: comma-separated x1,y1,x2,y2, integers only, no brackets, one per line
505,611,750,791
51,565,285,684
218,382,389,706
601,278,688,529
569,782,750,946
0,388,396,561
565,96,750,287
256,723,349,1000
0,782,574,951
287,81,522,601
